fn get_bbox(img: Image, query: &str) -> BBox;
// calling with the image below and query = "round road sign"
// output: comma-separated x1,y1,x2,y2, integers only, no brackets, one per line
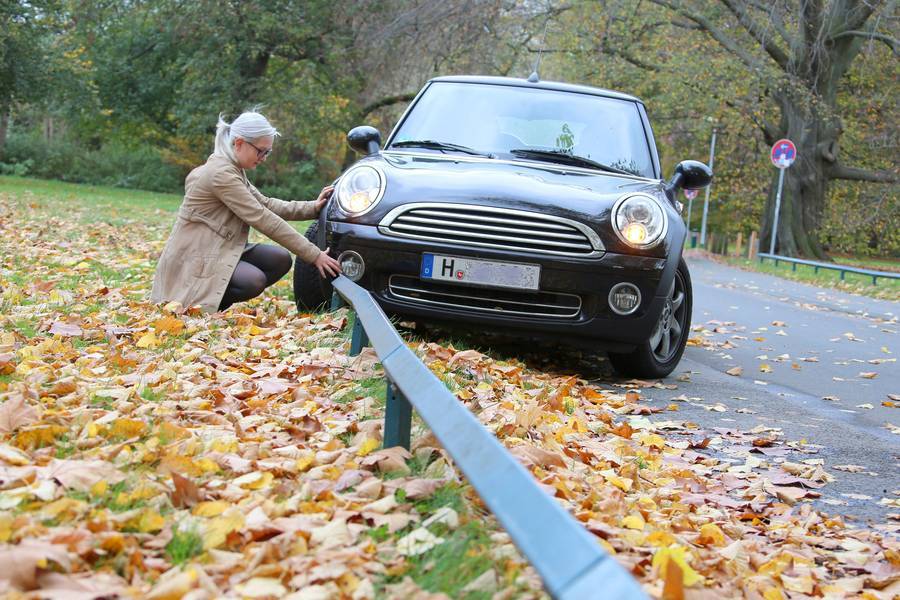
771,139,797,169
684,188,699,200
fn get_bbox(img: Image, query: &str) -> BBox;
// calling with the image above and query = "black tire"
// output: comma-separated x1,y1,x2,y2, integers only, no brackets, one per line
293,221,332,312
608,257,692,379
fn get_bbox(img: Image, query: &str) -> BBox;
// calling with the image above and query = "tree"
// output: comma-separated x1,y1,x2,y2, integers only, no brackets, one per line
646,0,899,258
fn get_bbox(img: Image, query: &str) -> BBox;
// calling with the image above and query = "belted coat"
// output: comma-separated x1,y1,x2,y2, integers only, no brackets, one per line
150,153,322,312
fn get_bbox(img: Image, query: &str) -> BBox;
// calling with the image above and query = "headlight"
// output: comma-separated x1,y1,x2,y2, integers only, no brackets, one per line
336,165,385,216
612,193,667,249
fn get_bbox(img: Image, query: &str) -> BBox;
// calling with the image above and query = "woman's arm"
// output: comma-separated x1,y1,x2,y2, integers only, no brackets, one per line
212,169,321,263
247,182,329,221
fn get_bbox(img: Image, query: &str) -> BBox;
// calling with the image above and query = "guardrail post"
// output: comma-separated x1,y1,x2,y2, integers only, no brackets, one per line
350,313,369,356
384,380,412,450
330,290,345,310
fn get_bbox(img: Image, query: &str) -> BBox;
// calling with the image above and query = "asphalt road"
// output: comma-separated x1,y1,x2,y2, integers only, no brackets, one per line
663,253,899,523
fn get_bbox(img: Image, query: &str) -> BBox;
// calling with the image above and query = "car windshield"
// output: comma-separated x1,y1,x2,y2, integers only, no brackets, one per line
388,81,655,178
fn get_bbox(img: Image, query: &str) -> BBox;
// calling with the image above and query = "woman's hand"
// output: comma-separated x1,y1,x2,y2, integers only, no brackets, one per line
314,185,334,213
314,247,342,278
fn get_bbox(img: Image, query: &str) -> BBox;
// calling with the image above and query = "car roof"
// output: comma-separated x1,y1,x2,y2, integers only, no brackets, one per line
428,75,644,104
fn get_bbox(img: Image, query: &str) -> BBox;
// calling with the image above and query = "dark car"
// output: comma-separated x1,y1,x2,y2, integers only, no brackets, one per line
294,75,711,378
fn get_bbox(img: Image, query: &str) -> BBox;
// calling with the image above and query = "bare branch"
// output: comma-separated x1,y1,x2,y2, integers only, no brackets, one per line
830,164,900,183
360,93,417,119
830,29,899,53
647,0,763,70
720,0,792,69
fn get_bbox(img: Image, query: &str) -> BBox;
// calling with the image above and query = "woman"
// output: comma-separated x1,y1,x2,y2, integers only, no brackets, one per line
151,110,341,312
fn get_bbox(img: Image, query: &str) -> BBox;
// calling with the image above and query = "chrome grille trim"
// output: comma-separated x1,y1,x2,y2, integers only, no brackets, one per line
388,275,582,319
379,203,604,257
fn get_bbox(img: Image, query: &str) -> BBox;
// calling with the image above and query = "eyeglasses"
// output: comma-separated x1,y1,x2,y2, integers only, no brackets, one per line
244,140,273,159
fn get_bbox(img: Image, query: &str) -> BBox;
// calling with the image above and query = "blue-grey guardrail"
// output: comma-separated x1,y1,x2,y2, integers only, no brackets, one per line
329,275,647,600
758,253,900,285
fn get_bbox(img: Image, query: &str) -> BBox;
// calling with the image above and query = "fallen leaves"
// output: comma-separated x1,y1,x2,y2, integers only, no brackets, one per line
1,191,898,600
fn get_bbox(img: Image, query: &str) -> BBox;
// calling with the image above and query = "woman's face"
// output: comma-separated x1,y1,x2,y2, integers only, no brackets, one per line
234,136,274,170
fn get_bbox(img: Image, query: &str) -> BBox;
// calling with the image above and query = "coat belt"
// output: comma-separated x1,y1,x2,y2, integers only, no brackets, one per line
177,207,235,240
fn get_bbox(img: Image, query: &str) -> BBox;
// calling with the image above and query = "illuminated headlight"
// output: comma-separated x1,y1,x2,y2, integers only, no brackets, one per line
612,193,667,249
338,251,365,282
336,165,385,216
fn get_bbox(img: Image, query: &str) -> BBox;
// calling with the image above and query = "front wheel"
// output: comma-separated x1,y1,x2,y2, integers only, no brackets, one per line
293,221,332,312
608,258,692,379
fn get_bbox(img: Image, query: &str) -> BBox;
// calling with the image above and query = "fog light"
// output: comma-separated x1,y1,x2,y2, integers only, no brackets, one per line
609,282,641,315
338,251,365,282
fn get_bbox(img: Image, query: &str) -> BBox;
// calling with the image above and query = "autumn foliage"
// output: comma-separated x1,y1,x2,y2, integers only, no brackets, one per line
1,183,898,597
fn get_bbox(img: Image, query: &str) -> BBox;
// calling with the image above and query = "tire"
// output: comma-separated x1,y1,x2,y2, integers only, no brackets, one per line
608,257,692,379
293,221,332,312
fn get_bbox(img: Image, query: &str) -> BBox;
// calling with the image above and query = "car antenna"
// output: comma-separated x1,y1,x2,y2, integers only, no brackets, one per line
528,18,551,82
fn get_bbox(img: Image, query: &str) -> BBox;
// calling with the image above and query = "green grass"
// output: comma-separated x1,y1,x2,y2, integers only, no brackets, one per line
165,526,205,565
713,254,900,300
0,175,182,223
380,520,498,599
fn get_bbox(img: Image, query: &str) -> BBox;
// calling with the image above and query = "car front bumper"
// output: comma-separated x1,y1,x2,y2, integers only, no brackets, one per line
325,221,671,352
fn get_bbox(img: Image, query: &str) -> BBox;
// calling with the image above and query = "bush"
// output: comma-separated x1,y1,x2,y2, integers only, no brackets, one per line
2,132,328,200
3,133,184,193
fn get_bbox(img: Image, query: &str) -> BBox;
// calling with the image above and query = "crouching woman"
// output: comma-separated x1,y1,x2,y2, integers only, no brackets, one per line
151,110,341,312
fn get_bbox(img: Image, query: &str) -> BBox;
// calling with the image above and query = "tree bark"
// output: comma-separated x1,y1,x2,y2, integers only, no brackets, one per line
0,109,8,161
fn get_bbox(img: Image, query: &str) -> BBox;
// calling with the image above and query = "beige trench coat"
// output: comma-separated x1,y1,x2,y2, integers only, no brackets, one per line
150,153,322,312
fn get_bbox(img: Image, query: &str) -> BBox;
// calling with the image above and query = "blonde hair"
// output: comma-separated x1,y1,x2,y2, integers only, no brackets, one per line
214,108,280,163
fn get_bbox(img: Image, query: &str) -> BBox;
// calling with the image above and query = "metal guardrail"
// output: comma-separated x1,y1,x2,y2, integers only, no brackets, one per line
329,275,647,600
758,253,900,285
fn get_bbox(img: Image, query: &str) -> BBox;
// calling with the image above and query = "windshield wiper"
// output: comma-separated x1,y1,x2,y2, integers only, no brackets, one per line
509,148,632,175
390,140,493,157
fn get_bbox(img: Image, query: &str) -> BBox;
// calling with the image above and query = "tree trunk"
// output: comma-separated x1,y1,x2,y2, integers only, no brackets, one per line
0,110,8,161
760,99,836,260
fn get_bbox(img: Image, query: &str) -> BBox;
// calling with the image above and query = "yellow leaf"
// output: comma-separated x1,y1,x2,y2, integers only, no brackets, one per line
652,545,703,587
153,316,185,335
136,331,159,349
90,480,108,497
357,438,379,457
599,469,632,492
296,454,315,472
109,418,147,439
622,514,645,530
233,471,273,490
136,509,166,533
193,501,230,518
762,588,785,600
698,523,726,546
203,510,245,549
0,512,13,542
194,458,219,473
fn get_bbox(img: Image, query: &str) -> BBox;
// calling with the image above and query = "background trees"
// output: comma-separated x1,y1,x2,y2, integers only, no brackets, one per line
1,0,897,257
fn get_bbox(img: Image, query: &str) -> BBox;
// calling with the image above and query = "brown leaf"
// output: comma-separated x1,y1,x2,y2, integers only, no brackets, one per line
49,320,83,337
510,444,567,469
0,395,39,434
610,422,634,439
47,459,126,492
398,478,442,500
361,446,412,474
726,366,743,376
859,371,878,379
0,353,14,375
170,471,202,508
0,540,71,590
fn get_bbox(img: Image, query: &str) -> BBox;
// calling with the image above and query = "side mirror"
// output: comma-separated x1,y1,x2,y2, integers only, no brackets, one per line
347,126,382,155
667,160,712,194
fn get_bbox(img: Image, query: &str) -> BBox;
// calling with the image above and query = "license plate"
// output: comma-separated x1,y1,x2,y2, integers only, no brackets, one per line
420,253,540,290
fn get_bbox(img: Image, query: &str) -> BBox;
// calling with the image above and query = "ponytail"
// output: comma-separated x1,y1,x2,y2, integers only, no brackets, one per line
212,109,280,164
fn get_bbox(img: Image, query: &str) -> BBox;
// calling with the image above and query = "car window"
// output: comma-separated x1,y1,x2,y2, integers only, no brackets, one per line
390,81,654,178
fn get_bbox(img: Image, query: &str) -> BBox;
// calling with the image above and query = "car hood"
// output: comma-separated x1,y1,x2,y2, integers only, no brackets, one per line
336,151,667,228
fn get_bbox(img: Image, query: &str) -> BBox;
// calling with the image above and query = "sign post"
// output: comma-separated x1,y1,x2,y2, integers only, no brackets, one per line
769,138,797,254
699,127,717,246
684,187,698,231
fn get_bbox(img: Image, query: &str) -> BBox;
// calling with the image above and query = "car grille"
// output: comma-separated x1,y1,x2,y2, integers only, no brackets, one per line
378,203,603,257
387,275,582,318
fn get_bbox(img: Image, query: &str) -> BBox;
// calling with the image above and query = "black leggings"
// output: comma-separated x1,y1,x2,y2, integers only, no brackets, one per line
218,244,293,311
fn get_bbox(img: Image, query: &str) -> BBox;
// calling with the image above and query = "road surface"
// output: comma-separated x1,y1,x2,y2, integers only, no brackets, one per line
666,253,899,523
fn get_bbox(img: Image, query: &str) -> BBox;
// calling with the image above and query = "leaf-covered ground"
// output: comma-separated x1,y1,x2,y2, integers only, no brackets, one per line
1,177,898,599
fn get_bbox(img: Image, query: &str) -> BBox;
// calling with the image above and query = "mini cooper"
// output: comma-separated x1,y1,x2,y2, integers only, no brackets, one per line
294,75,711,378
